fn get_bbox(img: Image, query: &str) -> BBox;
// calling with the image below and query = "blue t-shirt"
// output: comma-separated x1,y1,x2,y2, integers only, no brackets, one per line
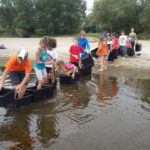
34,48,47,69
78,37,90,50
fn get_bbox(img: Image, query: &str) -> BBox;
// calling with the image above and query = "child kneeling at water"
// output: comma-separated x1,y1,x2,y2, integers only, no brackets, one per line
56,60,78,79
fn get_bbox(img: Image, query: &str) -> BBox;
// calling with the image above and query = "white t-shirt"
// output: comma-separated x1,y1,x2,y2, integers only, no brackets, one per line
119,35,127,46
107,40,112,45
46,48,58,68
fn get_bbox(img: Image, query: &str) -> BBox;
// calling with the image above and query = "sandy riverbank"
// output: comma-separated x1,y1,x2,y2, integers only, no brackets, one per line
0,38,150,71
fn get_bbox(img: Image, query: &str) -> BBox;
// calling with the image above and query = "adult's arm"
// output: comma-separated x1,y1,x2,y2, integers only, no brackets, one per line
18,72,30,88
86,39,90,50
0,69,8,90
135,33,138,42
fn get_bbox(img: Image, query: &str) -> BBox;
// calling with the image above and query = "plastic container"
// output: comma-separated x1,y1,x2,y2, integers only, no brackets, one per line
48,79,57,89
0,88,14,107
13,93,33,108
91,48,98,58
26,84,54,102
108,51,113,62
127,48,135,56
79,66,92,76
135,43,142,52
59,73,80,84
81,54,94,69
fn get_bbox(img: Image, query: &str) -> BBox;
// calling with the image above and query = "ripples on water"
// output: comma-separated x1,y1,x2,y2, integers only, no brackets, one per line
0,70,150,149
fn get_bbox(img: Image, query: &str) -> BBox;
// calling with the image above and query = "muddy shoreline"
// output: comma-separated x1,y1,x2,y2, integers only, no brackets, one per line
0,38,150,74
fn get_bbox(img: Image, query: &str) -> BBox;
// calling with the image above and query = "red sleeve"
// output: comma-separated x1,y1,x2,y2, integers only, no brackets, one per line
79,46,84,51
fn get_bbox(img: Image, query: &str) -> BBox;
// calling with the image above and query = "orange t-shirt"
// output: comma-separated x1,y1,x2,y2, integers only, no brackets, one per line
5,54,32,73
96,42,108,56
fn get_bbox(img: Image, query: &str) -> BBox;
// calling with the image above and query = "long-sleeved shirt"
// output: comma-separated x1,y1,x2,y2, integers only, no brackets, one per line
78,37,90,50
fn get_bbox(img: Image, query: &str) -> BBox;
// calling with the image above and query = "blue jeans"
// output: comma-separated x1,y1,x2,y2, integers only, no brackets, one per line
119,46,126,57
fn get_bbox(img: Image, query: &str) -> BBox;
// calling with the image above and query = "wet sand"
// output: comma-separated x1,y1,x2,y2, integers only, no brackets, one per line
0,38,150,70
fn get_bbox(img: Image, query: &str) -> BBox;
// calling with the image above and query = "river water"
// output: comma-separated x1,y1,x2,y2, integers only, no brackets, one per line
0,69,150,150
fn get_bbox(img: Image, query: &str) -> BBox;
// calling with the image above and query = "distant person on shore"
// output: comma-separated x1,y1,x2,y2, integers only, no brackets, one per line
126,36,133,56
0,49,31,99
69,37,84,67
129,28,138,54
78,30,90,54
0,44,6,49
119,31,127,58
45,38,58,84
107,36,114,62
56,60,78,79
96,36,109,71
107,36,112,51
111,33,119,67
34,37,52,90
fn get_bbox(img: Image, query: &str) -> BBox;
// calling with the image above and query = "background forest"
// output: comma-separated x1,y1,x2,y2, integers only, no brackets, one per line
0,0,149,37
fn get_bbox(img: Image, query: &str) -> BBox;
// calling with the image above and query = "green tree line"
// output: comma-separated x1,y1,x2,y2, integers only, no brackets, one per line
0,0,150,37
0,0,86,37
85,0,150,36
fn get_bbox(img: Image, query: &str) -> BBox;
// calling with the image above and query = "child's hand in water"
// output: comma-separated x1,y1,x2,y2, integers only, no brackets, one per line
71,73,75,79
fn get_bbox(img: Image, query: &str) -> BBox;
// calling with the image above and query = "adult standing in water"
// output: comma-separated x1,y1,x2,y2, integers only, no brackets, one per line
0,49,32,99
78,30,90,52
129,28,138,54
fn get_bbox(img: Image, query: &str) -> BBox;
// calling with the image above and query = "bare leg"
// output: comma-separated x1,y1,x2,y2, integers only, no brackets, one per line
75,66,78,73
43,77,47,84
71,68,76,79
114,58,119,67
37,80,43,90
104,58,108,70
98,57,104,71
12,85,17,99
71,71,76,79
51,69,56,83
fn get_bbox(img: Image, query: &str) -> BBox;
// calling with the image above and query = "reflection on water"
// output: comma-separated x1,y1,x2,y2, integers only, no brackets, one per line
0,69,150,149
97,75,118,102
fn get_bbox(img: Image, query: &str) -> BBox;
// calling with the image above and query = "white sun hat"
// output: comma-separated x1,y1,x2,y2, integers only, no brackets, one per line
18,49,28,61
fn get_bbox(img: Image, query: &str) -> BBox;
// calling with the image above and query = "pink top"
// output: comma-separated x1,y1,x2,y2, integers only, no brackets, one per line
65,63,75,70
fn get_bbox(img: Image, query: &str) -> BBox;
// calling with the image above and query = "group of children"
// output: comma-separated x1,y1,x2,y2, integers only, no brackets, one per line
34,36,89,90
0,29,138,99
96,29,138,71
0,31,91,99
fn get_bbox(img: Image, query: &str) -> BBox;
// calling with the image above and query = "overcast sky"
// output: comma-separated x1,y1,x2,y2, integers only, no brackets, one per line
86,0,94,14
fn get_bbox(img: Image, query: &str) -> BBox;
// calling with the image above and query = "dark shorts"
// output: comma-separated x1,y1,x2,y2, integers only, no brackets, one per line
112,50,118,59
70,62,79,67
9,71,26,86
46,67,52,74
